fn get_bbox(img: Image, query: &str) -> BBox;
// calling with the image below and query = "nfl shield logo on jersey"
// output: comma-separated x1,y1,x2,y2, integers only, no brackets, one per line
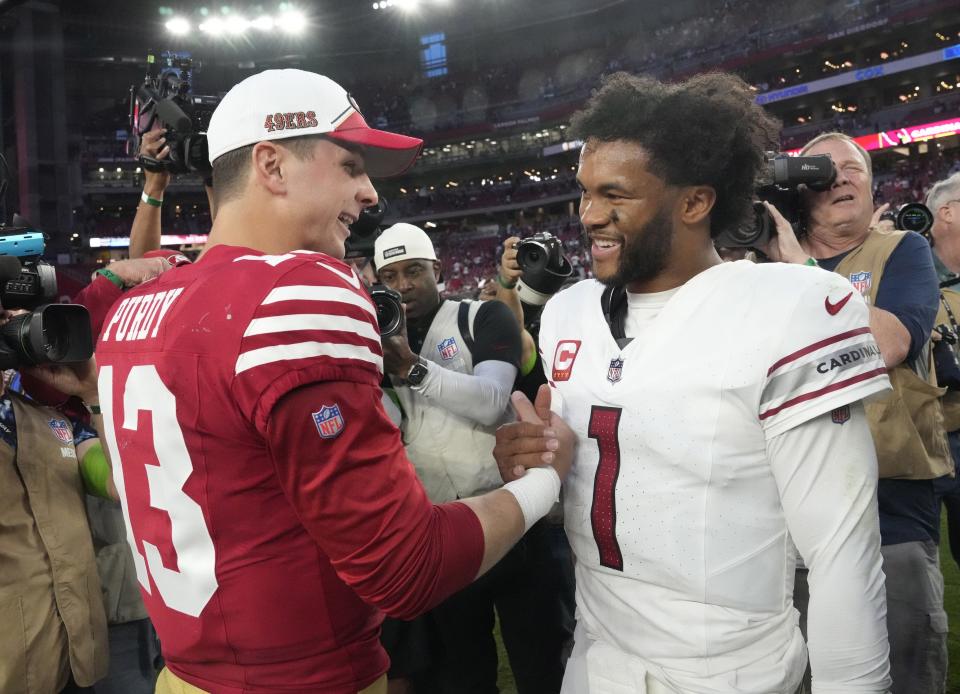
607,358,624,384
437,337,460,361
849,271,872,295
47,419,72,444
831,405,851,425
312,404,345,439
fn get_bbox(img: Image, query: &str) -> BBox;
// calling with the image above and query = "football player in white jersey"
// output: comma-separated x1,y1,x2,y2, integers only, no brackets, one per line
494,72,892,694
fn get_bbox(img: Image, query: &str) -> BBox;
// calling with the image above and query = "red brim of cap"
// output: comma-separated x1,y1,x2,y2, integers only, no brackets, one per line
327,126,423,178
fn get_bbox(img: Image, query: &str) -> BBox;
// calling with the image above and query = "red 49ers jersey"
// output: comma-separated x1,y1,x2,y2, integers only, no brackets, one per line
94,245,476,693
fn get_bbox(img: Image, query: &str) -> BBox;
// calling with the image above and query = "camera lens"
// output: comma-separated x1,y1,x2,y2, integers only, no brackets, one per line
369,284,403,337
895,203,934,236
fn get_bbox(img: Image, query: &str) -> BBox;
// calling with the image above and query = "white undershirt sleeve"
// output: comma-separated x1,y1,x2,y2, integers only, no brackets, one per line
412,359,517,426
765,404,891,694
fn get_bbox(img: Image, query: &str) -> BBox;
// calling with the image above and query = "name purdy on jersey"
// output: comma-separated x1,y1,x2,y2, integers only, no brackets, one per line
101,287,184,343
538,260,890,690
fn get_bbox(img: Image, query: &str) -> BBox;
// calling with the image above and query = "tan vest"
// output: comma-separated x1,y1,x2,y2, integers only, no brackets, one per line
935,288,960,433
834,229,953,479
0,394,108,692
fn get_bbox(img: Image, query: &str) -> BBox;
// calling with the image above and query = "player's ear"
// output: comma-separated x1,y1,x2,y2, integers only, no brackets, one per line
678,185,716,226
432,260,442,281
251,141,287,195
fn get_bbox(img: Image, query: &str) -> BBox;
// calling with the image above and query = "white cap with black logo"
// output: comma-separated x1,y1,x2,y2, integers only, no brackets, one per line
373,223,438,271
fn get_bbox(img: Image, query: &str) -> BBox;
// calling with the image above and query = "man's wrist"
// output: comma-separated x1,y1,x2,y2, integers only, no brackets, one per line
140,191,163,207
94,268,125,289
142,175,168,195
392,354,420,380
497,273,518,290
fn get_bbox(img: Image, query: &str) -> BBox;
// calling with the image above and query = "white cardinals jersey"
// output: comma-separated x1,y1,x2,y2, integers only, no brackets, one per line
540,260,890,692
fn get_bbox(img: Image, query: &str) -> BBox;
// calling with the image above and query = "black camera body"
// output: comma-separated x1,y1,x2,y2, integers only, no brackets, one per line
129,51,220,176
933,323,960,390
515,232,574,307
340,200,404,337
714,154,837,249
0,227,93,371
345,200,388,260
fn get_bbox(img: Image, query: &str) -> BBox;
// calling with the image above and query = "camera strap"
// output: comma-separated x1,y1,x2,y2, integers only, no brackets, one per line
601,285,633,350
457,301,476,357
940,292,960,337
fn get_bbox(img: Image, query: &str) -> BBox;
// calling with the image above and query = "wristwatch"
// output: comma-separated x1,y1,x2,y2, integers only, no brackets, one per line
406,358,430,387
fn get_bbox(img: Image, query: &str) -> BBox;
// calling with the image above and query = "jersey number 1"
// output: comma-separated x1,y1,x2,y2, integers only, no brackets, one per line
588,406,624,571
99,365,218,617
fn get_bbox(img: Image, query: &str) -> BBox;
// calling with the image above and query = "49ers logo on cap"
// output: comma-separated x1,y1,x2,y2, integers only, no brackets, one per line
263,111,319,132
552,340,582,382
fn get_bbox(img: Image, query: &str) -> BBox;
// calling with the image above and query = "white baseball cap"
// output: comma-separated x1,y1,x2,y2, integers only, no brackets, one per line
206,69,423,177
374,223,437,270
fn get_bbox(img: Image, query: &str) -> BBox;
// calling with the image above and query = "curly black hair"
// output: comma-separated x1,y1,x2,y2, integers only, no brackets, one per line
569,71,781,238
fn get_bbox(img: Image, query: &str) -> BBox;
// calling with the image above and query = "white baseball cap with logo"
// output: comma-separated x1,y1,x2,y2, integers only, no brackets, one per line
206,69,423,177
374,223,438,270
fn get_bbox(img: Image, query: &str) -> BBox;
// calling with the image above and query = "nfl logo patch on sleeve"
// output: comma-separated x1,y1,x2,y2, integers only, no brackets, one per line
312,404,345,439
831,405,850,425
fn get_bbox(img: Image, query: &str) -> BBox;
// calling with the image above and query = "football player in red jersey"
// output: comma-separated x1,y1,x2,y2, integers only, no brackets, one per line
84,69,576,694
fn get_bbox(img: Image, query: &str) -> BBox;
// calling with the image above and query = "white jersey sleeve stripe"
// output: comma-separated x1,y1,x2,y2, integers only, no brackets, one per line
235,340,384,375
759,367,888,420
261,285,377,320
761,337,882,406
243,313,380,342
767,327,871,377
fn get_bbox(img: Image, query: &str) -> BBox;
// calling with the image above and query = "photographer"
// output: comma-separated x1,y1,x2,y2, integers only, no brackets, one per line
375,223,570,694
765,132,947,694
0,344,111,692
927,171,960,573
129,126,215,260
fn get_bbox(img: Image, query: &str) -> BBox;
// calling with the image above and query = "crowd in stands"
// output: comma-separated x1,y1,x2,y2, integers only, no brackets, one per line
78,0,933,167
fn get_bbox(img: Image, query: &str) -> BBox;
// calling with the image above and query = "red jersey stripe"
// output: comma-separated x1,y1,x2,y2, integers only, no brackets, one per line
759,367,888,420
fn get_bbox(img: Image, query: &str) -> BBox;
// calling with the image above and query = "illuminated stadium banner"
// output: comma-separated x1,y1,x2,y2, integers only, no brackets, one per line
89,234,208,248
755,42,960,106
787,116,960,155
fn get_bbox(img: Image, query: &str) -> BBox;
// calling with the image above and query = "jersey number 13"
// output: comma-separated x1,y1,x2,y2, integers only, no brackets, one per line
99,365,218,617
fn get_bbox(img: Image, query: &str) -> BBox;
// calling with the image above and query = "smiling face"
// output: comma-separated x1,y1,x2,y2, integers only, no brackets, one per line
577,139,677,289
801,137,874,240
281,138,379,258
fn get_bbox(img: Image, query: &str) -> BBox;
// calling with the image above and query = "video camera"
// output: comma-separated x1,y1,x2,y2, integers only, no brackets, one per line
128,50,220,176
714,153,837,249
342,200,404,337
0,152,93,369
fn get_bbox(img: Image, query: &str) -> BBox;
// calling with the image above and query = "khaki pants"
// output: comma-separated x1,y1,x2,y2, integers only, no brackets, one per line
155,667,388,694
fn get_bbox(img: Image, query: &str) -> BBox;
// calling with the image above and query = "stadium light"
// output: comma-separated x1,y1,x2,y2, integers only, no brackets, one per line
165,17,191,35
226,15,248,34
251,14,275,30
277,9,306,34
199,17,226,35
